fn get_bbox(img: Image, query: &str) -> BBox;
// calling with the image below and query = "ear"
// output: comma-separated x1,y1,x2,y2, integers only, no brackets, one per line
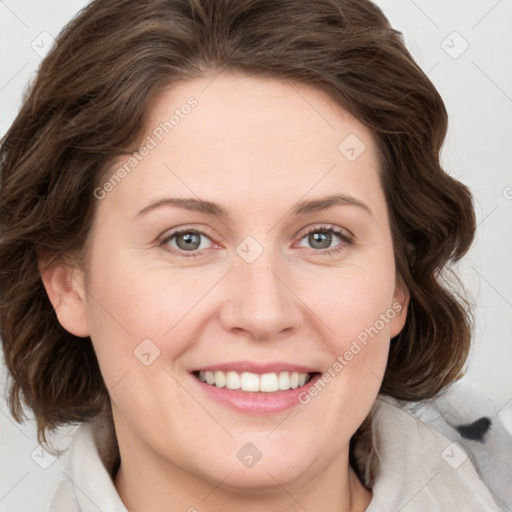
38,253,90,338
389,275,410,339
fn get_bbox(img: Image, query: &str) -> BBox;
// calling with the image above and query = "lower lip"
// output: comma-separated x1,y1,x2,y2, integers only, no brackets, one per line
190,373,322,415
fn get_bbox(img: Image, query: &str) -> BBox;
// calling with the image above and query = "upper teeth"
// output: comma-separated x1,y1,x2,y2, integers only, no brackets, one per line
197,370,311,392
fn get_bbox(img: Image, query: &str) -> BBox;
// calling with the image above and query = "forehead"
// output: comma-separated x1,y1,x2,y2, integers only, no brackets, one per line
146,72,375,162
100,73,383,219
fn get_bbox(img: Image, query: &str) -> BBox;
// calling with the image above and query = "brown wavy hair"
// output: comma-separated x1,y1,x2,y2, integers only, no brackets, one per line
0,0,475,486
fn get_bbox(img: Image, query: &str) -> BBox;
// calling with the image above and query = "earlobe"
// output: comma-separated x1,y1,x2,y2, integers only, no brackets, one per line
38,255,90,338
390,278,410,339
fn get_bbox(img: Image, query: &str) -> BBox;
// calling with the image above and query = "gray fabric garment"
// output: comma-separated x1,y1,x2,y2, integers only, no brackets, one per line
49,391,507,511
364,397,504,511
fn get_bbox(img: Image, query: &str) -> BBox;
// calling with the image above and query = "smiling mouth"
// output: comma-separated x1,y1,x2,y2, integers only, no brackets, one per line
192,370,320,393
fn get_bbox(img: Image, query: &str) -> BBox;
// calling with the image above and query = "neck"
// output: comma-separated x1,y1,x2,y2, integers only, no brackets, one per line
113,441,372,512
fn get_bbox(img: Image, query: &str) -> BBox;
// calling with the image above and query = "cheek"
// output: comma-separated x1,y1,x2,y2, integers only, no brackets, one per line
82,256,188,384
301,252,396,402
295,277,393,463
301,268,394,443
311,255,397,344
82,248,232,394
317,268,393,395
83,264,200,427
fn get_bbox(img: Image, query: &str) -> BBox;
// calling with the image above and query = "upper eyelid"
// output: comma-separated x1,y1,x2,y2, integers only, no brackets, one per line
298,223,351,237
159,225,215,241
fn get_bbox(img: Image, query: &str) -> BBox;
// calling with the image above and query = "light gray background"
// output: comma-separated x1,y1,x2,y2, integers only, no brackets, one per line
1,1,511,511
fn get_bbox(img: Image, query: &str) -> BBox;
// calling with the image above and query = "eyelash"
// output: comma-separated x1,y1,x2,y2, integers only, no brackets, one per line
158,224,354,258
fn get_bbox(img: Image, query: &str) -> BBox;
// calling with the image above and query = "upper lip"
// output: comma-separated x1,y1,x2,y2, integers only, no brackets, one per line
190,361,320,374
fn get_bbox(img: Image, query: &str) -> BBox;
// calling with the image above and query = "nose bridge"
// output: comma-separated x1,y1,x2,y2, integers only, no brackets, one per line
220,241,301,339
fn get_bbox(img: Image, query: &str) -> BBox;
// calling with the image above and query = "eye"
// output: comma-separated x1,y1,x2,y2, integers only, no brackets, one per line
296,224,353,255
160,228,215,257
159,224,353,258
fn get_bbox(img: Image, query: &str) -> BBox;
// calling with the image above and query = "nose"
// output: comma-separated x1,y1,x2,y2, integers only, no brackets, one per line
219,250,303,341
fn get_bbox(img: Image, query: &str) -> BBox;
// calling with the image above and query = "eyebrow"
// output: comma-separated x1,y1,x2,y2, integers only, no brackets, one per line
134,194,372,219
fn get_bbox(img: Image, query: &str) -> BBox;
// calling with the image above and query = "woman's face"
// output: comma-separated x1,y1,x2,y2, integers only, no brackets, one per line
54,74,408,499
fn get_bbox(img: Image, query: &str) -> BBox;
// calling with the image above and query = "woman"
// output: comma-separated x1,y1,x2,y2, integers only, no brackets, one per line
0,0,509,510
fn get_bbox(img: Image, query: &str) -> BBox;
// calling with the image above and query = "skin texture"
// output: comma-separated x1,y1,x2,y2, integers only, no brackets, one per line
41,73,409,512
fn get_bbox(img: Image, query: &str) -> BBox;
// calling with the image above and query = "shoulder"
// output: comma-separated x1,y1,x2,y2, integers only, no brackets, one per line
363,380,512,511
